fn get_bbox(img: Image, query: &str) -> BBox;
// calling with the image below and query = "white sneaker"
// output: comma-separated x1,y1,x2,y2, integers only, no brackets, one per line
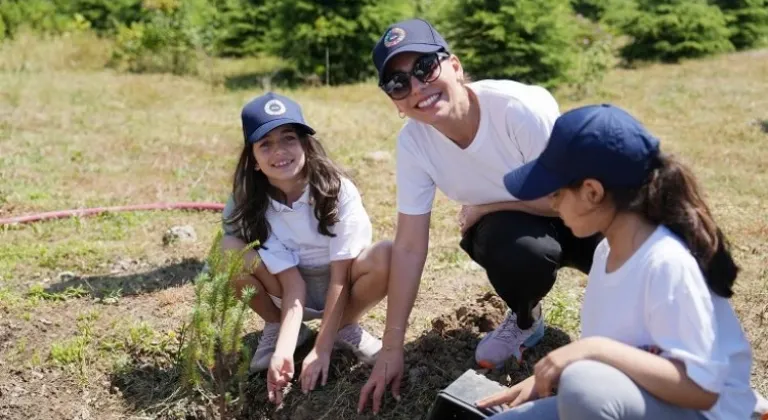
249,322,312,373
475,304,545,369
334,323,382,365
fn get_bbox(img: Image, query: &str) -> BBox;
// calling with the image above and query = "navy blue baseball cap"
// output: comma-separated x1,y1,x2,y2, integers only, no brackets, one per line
372,18,450,84
241,92,315,144
503,104,661,200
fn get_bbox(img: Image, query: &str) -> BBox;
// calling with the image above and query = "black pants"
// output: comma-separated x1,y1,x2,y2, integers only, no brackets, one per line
460,211,602,330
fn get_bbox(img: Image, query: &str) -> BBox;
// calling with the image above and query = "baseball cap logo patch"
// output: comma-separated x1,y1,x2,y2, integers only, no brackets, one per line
264,99,286,116
384,27,406,48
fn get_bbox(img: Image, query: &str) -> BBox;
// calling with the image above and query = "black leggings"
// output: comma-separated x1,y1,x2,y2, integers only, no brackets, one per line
460,211,602,330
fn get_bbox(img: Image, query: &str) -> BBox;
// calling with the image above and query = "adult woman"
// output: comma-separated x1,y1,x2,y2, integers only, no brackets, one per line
357,18,601,415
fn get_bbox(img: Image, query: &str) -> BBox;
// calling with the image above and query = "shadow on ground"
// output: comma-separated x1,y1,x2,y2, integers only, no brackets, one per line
110,362,208,420
44,258,204,298
242,292,573,420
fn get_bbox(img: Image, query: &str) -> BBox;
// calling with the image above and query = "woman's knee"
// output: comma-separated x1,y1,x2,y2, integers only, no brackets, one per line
472,225,561,275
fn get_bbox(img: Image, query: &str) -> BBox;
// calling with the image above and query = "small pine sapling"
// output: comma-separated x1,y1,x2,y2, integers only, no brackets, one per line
181,230,259,419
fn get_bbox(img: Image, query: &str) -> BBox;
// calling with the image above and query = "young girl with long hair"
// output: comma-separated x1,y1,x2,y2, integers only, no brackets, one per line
477,104,756,420
221,92,392,405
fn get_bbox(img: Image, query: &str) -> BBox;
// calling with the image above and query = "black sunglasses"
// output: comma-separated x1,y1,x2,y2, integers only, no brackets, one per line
380,52,450,100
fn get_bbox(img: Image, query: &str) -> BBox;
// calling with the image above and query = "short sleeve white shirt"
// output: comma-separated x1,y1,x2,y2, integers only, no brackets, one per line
222,177,372,274
395,79,560,215
581,225,755,420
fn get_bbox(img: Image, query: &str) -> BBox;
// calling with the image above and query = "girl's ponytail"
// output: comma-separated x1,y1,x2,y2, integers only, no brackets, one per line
613,153,739,298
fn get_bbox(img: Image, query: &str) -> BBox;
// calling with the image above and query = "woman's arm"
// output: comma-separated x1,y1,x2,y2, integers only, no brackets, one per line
589,337,719,410
273,267,307,357
313,259,354,352
382,212,431,349
476,197,557,218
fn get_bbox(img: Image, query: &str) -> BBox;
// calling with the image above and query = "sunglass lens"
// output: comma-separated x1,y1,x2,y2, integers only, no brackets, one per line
384,73,411,99
414,54,440,83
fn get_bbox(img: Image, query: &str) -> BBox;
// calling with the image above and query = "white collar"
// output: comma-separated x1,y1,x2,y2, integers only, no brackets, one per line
269,187,311,212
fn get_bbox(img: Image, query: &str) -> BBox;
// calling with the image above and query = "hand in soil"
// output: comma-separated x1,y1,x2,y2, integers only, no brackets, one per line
357,347,404,415
475,375,539,410
268,354,295,406
300,348,330,393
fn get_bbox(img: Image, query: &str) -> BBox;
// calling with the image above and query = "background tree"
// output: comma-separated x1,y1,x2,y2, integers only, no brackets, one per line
268,0,413,85
619,0,734,62
440,0,581,89
710,0,768,49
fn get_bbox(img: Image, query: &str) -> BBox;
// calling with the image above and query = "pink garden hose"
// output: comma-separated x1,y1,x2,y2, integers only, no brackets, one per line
0,202,225,226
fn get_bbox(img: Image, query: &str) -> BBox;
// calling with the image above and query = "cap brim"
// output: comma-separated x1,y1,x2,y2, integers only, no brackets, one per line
379,44,445,83
247,118,315,144
503,160,567,201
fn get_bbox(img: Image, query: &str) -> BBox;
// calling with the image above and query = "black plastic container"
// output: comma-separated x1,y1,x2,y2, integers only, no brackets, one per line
425,369,507,419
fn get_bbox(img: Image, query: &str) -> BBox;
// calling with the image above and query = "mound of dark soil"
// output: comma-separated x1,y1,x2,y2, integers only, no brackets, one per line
240,292,573,420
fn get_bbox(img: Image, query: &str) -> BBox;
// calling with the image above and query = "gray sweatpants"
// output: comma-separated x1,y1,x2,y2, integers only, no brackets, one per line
488,360,707,420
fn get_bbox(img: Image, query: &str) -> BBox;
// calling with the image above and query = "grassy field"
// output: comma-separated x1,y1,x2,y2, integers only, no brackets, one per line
1,33,766,419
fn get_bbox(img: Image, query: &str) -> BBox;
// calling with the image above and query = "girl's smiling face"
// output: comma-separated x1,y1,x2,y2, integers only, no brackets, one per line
252,125,306,183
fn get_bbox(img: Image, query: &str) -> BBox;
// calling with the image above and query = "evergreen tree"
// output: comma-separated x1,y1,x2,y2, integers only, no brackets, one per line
268,0,414,85
711,0,768,49
440,0,581,89
212,0,273,57
57,0,145,34
618,0,734,63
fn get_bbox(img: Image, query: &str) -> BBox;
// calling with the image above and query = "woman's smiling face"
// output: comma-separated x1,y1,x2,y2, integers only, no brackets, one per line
384,51,466,125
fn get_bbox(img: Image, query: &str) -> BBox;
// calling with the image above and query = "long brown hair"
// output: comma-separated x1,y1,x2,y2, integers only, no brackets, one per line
224,126,346,247
608,153,739,298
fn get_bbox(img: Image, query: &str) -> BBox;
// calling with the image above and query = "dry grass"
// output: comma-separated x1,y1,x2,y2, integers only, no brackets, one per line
0,34,766,419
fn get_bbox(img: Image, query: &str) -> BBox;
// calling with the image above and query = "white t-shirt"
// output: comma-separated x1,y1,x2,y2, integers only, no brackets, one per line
222,177,372,274
581,225,755,420
395,79,560,215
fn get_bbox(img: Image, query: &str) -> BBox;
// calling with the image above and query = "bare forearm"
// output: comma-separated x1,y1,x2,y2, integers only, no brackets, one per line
314,261,352,352
384,245,427,348
590,338,718,410
479,198,556,218
274,277,306,356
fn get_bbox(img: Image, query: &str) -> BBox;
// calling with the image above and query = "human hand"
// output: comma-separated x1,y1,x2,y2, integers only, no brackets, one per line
475,375,538,410
300,347,331,394
533,337,600,398
357,347,404,415
267,353,295,405
458,205,484,235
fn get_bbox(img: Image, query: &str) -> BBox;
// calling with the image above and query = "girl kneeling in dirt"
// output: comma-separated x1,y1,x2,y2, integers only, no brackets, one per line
476,104,756,420
220,92,392,405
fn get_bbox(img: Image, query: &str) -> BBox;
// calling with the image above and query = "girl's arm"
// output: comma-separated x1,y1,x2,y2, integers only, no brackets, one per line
273,267,307,357
589,337,719,410
313,259,354,353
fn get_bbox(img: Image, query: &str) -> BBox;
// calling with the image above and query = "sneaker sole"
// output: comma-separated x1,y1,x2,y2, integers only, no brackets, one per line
523,319,546,347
